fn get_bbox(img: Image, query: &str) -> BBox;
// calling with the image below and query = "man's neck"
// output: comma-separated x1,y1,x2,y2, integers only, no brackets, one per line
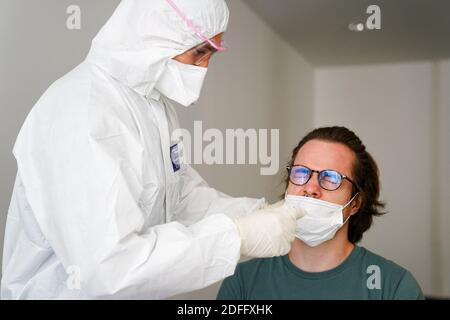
288,230,355,273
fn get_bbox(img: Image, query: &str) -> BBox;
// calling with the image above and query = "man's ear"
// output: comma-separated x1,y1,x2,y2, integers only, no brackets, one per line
349,193,362,216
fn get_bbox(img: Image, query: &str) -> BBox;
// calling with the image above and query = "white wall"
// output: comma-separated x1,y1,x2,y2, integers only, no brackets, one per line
436,61,450,297
315,61,450,297
271,34,315,195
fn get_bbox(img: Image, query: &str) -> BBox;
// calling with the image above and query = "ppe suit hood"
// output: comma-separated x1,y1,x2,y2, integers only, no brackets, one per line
86,0,229,96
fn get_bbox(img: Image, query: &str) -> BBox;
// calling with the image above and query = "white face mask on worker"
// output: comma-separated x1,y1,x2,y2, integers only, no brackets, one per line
285,193,358,247
154,59,207,107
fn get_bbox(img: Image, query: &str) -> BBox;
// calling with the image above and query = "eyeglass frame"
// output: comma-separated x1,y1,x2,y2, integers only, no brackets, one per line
286,164,361,192
185,40,224,66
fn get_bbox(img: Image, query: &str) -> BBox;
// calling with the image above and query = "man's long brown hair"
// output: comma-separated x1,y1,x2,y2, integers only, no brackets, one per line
285,126,386,243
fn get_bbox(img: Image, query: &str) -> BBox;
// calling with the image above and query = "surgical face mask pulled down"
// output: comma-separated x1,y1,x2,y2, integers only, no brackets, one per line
154,59,207,107
285,193,359,247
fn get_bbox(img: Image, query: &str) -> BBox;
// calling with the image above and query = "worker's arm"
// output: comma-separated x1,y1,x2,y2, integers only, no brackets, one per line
13,114,242,299
174,165,265,226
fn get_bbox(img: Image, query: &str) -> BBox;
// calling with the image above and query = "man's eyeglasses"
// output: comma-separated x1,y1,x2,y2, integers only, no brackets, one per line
286,165,360,192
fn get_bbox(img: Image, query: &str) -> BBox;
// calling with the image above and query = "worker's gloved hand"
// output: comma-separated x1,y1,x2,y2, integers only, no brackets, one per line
233,201,306,258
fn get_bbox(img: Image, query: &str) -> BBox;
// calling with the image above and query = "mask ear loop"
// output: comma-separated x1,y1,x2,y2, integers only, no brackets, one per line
344,192,359,208
342,192,360,224
164,0,227,52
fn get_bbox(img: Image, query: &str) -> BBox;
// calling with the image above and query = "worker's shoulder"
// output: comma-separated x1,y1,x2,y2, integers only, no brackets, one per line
33,61,134,114
41,61,94,99
27,62,143,140
27,62,102,122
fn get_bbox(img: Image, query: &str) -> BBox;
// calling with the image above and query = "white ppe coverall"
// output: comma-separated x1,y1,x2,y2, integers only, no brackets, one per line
1,0,264,299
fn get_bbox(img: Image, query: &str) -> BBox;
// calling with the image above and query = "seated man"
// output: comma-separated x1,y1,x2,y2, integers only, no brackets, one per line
217,126,424,300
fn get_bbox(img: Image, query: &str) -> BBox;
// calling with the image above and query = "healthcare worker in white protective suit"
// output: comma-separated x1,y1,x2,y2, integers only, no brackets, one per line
1,0,305,299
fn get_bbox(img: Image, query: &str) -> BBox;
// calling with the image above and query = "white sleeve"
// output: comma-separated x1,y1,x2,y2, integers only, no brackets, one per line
175,165,266,226
13,115,243,299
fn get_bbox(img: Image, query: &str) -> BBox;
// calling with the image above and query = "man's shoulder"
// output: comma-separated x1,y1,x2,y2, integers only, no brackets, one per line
358,246,424,299
236,256,283,275
358,246,408,273
218,257,281,299
357,246,419,286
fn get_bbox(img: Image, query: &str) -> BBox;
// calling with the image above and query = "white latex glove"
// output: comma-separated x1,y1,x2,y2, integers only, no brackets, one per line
233,201,306,258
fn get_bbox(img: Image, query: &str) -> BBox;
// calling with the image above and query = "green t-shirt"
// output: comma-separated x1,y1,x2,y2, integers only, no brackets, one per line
217,246,424,300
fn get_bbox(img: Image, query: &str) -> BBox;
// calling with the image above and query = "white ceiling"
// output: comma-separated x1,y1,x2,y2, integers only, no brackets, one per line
242,0,450,66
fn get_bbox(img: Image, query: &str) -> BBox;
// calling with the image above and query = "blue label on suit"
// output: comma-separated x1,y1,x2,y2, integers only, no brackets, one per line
170,144,180,172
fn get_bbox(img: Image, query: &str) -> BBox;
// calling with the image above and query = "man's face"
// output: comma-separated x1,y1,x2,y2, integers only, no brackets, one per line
286,139,360,216
173,33,224,68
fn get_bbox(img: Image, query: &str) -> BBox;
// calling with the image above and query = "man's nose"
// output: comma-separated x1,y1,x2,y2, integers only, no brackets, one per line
303,173,321,197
